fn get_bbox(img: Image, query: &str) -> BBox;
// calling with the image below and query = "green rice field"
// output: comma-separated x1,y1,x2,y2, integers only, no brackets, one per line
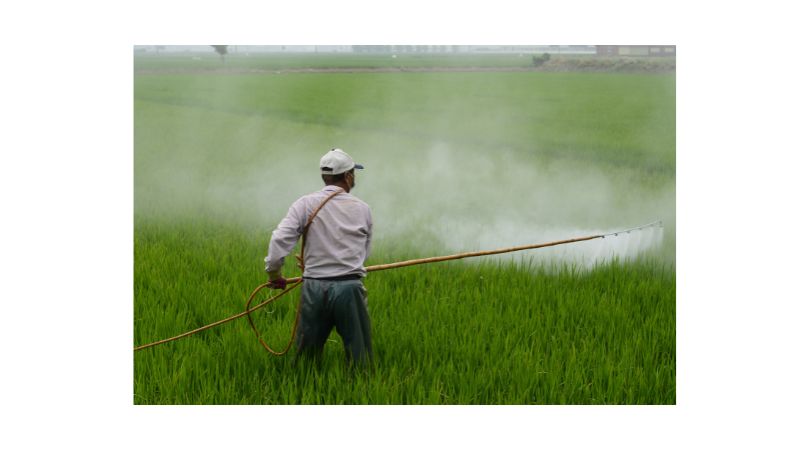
134,52,676,404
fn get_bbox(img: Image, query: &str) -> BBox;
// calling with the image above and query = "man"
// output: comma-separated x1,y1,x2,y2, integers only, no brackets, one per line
265,148,373,366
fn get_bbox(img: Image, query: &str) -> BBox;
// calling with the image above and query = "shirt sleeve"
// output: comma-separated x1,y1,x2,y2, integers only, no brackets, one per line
264,198,306,273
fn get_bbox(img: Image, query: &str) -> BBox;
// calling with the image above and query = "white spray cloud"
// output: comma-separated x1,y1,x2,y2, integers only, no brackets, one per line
135,75,675,270
351,141,673,268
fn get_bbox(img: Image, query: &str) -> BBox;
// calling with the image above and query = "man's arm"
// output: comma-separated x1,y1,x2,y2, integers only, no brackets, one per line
264,200,306,281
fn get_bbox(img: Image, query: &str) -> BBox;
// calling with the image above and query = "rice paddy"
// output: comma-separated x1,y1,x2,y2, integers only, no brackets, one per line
134,51,675,404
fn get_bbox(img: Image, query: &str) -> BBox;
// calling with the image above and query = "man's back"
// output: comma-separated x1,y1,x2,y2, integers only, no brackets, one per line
265,185,372,279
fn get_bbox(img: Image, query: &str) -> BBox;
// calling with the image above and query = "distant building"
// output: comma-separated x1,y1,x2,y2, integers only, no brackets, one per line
133,45,608,55
351,45,596,54
596,45,676,57
133,45,355,54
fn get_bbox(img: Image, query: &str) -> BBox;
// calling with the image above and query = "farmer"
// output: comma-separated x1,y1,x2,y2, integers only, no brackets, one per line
264,148,373,366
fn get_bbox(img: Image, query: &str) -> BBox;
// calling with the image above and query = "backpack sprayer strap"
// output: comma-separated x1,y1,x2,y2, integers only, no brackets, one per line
298,187,344,272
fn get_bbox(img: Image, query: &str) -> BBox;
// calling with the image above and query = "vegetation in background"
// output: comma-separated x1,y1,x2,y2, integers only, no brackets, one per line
532,53,551,67
211,45,228,63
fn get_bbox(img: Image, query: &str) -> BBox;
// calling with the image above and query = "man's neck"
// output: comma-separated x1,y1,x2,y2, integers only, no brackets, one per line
327,182,350,193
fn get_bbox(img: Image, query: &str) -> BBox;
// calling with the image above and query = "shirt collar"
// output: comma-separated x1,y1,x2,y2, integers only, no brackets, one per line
322,185,345,194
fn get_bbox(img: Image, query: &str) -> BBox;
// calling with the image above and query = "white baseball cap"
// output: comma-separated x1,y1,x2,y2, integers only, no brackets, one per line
319,148,364,175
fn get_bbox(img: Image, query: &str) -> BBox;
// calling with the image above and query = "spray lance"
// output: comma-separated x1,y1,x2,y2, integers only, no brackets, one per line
133,219,663,353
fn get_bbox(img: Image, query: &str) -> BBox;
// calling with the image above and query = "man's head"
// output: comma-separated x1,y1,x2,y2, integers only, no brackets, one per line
320,148,363,191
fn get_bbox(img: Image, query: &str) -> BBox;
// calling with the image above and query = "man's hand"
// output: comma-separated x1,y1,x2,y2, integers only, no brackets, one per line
267,270,287,290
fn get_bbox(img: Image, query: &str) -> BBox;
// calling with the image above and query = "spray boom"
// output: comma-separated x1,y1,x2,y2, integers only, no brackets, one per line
280,219,665,282
604,220,663,237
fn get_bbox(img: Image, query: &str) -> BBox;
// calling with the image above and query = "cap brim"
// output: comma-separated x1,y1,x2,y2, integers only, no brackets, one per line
354,164,364,170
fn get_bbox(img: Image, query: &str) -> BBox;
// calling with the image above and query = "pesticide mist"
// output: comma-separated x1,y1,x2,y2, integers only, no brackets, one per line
359,141,672,268
134,68,675,271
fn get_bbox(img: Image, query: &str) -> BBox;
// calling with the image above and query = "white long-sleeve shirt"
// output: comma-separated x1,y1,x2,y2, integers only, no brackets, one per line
265,185,373,278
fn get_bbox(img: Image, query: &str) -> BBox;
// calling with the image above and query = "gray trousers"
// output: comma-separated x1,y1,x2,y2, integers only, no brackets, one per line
296,278,372,365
